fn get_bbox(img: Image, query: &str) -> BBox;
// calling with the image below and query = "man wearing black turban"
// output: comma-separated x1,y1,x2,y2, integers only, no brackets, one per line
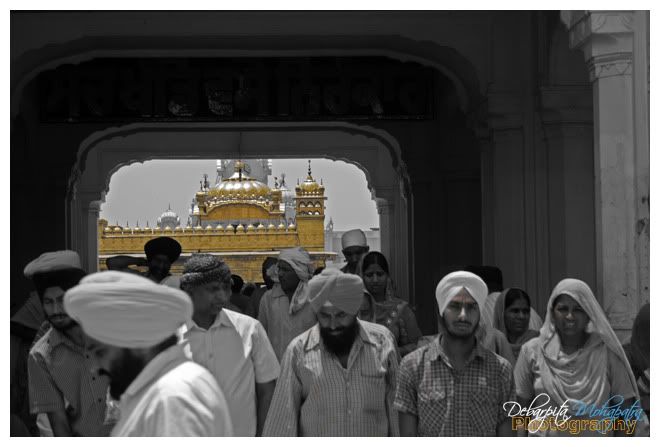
106,236,182,285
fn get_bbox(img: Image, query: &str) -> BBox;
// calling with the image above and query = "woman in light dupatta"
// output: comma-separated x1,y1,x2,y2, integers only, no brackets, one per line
514,278,648,436
493,288,540,361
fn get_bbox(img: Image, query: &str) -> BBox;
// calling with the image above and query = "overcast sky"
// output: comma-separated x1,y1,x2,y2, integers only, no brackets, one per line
100,158,379,231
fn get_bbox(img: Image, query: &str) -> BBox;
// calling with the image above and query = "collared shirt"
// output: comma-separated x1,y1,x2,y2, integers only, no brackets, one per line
394,335,514,436
27,327,113,436
112,343,233,437
182,309,280,436
258,284,317,361
263,321,400,437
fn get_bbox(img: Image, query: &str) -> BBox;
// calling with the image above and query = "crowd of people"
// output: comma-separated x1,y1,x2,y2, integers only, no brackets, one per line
9,229,650,437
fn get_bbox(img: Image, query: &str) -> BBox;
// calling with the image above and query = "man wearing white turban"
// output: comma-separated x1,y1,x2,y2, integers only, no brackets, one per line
64,271,233,437
263,269,399,437
258,247,318,360
340,229,369,274
23,250,113,437
394,271,515,436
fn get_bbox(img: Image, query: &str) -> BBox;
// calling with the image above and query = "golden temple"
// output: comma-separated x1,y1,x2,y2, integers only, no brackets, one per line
98,160,335,282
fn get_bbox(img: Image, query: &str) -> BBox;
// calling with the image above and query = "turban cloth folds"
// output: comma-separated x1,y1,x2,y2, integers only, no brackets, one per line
64,271,193,349
309,268,364,316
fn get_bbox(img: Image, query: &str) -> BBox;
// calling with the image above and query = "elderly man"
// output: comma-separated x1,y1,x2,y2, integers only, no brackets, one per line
340,229,369,274
106,236,181,287
24,250,113,436
64,271,233,436
394,271,514,436
263,269,400,437
258,247,318,360
179,255,280,436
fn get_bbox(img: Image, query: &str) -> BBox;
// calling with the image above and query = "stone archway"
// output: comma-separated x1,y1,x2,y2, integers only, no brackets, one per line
68,121,412,296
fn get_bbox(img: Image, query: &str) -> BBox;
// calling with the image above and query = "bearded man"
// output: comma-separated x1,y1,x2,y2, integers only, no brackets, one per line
25,250,113,436
263,269,399,436
64,271,233,436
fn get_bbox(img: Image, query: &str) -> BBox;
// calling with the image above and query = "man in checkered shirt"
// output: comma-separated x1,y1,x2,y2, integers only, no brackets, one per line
263,269,400,436
394,271,515,436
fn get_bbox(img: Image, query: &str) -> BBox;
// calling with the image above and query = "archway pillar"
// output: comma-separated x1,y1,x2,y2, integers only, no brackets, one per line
562,11,649,337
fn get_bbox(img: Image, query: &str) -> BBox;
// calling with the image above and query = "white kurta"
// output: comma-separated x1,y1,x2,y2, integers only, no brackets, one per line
112,343,233,436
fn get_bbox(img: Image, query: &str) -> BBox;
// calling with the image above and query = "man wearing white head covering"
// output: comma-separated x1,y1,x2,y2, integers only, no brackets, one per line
264,269,399,436
340,229,369,274
64,271,233,437
394,271,515,436
258,247,318,360
23,250,114,437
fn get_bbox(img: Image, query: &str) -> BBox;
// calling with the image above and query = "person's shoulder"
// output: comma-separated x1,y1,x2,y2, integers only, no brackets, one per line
156,360,221,396
222,309,263,335
400,336,437,369
262,284,285,300
360,320,397,349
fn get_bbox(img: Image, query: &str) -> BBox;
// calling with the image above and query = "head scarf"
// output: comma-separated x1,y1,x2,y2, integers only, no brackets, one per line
537,278,639,414
492,288,540,359
278,247,314,314
180,254,231,290
144,237,182,263
64,270,193,349
24,250,84,279
341,229,368,249
309,269,364,315
435,271,488,340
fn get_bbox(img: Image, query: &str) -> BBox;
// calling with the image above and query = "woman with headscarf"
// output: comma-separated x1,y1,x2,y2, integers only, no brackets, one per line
514,278,648,436
623,303,650,419
360,251,422,357
493,288,540,360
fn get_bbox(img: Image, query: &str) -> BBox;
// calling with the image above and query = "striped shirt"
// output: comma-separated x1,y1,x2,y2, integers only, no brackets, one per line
182,309,280,436
394,335,514,436
263,321,400,437
258,284,317,361
27,327,113,436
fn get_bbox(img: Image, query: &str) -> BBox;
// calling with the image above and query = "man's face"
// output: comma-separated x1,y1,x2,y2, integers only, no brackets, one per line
442,290,480,339
341,246,368,271
277,261,300,294
188,280,231,317
42,286,77,331
317,303,359,356
147,254,172,279
86,337,147,400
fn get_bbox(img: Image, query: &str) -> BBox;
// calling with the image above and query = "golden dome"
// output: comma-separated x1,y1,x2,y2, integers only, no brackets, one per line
209,161,271,200
296,160,325,195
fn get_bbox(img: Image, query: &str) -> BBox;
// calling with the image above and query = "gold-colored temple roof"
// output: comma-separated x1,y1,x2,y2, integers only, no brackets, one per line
207,160,272,200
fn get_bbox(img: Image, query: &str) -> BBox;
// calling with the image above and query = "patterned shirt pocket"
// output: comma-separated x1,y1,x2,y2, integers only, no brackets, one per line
469,390,499,436
418,386,448,436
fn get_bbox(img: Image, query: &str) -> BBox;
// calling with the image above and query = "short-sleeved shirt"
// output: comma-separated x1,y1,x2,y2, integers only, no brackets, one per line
27,327,113,436
112,343,233,437
263,321,400,436
394,335,514,436
258,284,317,361
514,336,637,437
182,309,280,436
